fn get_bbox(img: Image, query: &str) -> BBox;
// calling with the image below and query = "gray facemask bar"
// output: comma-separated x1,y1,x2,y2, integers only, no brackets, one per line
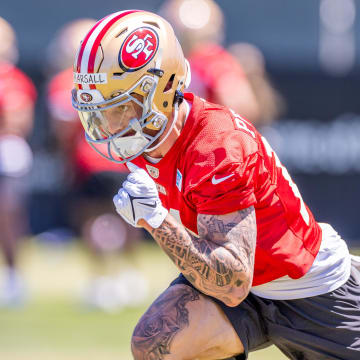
85,113,168,164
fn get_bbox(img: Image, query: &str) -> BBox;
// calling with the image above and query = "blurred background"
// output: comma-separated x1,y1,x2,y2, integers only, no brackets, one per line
0,0,359,359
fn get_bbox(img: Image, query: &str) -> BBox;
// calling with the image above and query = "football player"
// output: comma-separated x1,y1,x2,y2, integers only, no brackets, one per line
0,16,36,305
72,10,360,360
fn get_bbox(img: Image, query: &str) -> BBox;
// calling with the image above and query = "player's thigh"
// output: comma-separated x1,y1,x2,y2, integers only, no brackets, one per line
131,283,244,360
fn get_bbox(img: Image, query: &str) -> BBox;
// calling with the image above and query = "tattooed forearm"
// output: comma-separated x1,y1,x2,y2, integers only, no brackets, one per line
151,207,256,306
132,286,199,360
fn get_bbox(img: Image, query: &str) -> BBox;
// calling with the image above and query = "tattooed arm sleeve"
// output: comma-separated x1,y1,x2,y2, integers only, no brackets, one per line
148,206,256,307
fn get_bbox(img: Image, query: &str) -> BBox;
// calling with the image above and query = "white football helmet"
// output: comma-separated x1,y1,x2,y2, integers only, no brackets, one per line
72,10,191,163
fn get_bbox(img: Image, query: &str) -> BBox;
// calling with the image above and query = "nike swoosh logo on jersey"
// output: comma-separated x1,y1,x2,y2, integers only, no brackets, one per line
211,173,235,185
138,201,157,208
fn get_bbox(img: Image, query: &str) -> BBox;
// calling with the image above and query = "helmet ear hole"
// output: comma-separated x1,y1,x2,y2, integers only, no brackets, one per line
163,73,175,92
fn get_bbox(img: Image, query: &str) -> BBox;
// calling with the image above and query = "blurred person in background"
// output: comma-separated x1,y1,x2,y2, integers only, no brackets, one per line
160,0,285,130
159,0,261,125
45,19,147,311
0,17,36,306
72,10,360,359
228,42,285,129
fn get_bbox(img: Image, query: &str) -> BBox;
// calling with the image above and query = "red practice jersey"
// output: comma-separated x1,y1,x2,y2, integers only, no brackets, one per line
187,43,246,104
133,93,322,286
0,62,37,116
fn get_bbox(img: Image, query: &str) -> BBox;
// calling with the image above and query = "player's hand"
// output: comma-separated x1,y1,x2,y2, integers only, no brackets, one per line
113,162,168,228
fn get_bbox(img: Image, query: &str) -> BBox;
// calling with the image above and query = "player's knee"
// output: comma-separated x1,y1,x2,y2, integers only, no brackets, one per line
130,327,142,360
131,313,180,359
131,319,169,360
130,334,144,360
131,284,199,359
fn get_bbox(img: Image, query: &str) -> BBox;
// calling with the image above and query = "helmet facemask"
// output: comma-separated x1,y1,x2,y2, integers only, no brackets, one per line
72,74,168,163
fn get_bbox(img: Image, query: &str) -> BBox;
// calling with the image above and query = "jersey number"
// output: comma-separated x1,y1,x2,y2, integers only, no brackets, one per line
262,136,310,225
230,109,256,138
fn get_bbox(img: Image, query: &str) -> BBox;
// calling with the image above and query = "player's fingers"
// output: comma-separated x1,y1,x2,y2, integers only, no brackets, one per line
113,193,122,207
123,179,152,197
115,187,128,201
127,168,149,183
127,162,140,172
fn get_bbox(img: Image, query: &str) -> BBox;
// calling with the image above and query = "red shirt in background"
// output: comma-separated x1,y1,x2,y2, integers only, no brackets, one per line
187,43,246,104
0,62,37,119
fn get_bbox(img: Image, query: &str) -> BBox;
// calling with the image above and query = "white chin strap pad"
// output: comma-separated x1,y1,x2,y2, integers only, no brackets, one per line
112,132,149,158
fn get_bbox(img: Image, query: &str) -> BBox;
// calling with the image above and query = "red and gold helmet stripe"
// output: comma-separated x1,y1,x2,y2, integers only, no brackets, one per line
75,10,141,90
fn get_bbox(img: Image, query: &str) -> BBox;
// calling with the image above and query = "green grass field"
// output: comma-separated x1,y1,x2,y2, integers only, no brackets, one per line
0,238,310,359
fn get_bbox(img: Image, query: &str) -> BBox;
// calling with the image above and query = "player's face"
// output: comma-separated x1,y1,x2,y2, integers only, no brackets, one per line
78,94,144,141
102,98,143,135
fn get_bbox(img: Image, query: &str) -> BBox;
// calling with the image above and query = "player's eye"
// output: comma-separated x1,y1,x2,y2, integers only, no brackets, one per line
117,105,129,113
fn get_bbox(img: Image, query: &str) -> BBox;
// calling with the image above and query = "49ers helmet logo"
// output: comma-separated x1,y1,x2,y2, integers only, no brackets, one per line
119,27,159,72
80,92,93,102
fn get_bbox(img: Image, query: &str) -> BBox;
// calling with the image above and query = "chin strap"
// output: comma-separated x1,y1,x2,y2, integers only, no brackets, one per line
144,80,184,153
173,89,184,106
144,98,180,153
